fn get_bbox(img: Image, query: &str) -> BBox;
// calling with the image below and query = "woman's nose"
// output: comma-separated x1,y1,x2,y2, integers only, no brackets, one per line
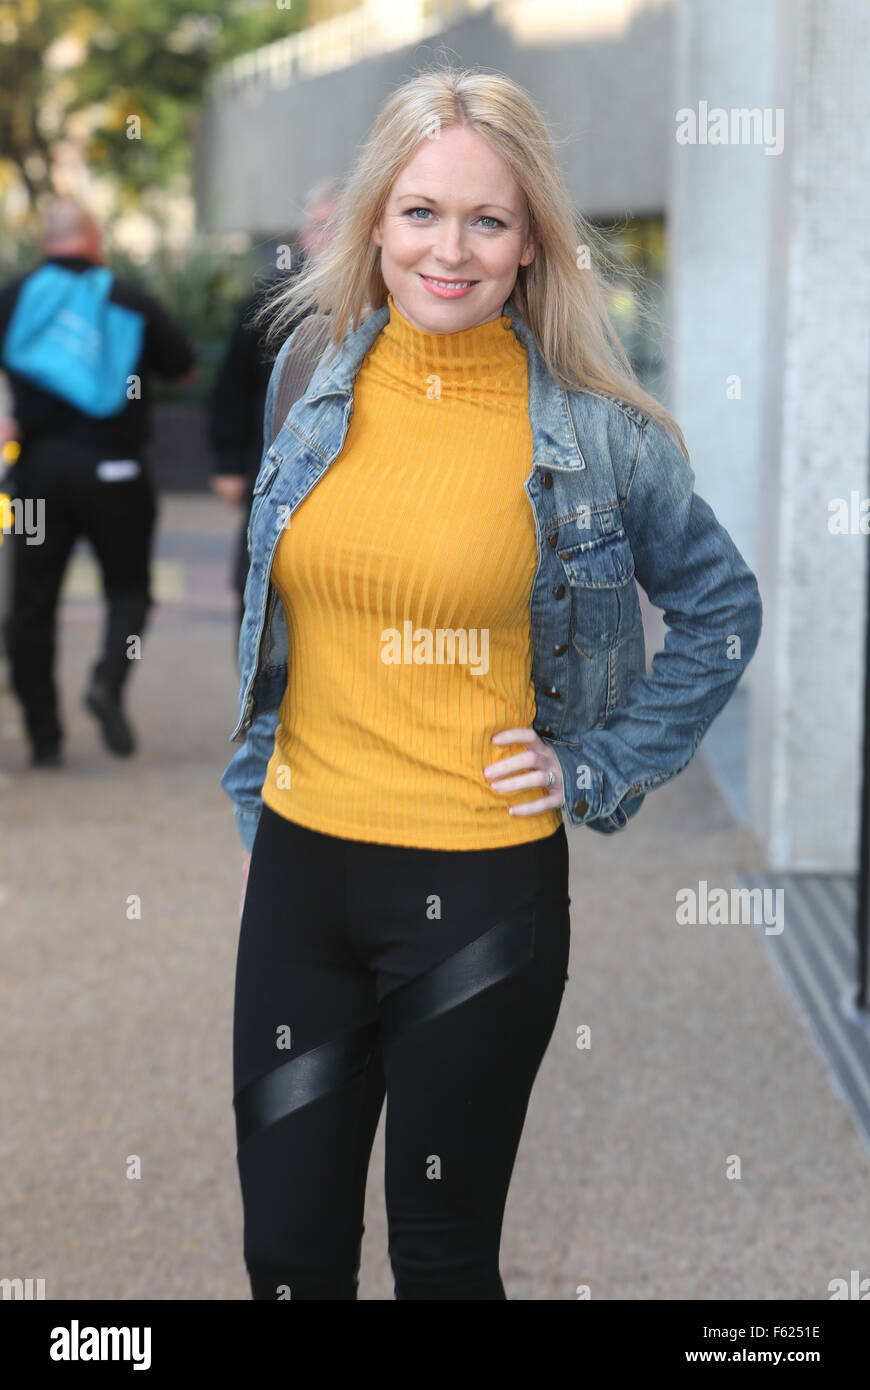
432,219,470,263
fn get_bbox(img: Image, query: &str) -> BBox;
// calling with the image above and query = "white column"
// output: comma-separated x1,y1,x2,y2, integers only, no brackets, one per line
669,0,870,870
667,0,781,575
748,0,870,870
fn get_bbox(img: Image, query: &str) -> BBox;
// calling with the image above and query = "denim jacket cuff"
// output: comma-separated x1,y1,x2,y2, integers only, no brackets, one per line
547,737,647,834
234,805,261,854
547,739,603,825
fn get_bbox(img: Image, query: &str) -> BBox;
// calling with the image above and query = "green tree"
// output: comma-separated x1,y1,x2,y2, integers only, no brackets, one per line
0,0,307,210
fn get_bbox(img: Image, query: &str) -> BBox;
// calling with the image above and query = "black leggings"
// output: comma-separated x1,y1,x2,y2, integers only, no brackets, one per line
233,803,571,1300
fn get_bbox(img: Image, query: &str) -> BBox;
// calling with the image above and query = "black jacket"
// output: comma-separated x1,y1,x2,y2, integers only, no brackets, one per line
208,254,311,486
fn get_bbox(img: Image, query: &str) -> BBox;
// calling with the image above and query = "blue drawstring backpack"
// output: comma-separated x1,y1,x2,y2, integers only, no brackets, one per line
1,263,146,418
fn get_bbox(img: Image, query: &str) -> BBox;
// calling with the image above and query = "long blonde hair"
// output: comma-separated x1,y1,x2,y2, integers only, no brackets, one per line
256,63,688,457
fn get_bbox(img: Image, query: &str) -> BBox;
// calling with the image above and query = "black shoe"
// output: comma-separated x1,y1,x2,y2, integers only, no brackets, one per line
31,743,63,768
83,681,136,756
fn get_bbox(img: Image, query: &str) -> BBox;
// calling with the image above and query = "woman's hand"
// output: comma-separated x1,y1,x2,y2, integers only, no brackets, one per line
483,728,564,816
240,850,252,918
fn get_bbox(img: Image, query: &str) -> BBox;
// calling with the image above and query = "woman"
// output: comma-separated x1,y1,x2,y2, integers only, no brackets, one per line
220,65,763,1300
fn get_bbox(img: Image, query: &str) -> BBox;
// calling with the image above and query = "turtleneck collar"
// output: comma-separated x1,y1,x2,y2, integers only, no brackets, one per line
372,291,522,384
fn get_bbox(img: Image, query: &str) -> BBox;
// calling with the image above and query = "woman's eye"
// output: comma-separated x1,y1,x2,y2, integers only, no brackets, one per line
402,208,504,229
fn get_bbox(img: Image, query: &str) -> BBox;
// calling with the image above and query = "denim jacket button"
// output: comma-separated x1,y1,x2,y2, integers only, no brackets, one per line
538,727,555,739
553,643,568,656
548,530,559,548
543,472,553,489
544,687,560,699
553,583,566,599
573,799,588,816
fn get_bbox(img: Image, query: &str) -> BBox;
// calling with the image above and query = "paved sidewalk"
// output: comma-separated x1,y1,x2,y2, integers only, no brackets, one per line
1,494,868,1300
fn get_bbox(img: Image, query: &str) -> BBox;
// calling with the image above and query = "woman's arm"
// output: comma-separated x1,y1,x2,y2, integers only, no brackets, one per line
546,415,764,830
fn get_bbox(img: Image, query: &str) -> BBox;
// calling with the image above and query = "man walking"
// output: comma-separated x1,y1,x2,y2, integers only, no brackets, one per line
0,199,196,766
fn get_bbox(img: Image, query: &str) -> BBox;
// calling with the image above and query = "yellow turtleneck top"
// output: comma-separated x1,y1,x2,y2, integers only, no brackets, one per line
261,292,564,849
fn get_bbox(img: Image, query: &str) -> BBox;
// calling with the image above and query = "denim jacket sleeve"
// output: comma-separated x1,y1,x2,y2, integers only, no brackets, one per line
546,414,764,832
221,705,280,852
218,335,296,853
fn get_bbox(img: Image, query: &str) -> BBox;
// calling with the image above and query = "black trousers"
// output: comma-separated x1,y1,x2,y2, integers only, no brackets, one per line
233,803,572,1300
2,437,157,750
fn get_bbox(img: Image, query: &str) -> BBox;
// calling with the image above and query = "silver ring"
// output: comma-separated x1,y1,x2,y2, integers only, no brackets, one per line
546,769,555,789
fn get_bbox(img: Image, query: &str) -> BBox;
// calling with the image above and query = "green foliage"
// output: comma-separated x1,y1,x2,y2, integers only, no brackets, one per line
0,0,308,207
110,239,268,399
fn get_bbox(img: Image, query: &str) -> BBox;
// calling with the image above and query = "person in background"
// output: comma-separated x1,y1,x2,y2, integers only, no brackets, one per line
0,199,197,766
208,179,341,643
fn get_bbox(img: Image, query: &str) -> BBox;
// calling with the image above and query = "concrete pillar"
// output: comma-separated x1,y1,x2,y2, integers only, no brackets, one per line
669,0,870,871
666,0,780,843
748,0,870,870
667,0,781,577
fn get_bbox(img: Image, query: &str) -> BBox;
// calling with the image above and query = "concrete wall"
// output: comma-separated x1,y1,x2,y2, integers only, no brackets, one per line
668,0,870,871
667,0,782,585
194,0,675,236
746,0,870,871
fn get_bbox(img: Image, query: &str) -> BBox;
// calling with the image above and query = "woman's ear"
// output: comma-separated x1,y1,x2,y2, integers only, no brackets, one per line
371,218,383,249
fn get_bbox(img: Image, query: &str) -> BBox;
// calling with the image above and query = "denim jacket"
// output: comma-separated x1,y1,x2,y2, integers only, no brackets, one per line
220,296,763,853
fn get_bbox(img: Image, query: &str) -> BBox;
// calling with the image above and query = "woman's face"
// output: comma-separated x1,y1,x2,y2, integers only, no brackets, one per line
371,123,536,334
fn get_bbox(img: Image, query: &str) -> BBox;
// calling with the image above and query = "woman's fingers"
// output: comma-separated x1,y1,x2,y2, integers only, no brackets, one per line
483,748,538,779
483,728,564,815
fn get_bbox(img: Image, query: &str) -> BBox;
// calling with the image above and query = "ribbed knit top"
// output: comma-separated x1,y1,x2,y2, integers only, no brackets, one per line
261,292,564,848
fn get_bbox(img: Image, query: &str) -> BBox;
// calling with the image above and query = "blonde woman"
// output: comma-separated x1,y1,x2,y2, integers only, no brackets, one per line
221,65,763,1300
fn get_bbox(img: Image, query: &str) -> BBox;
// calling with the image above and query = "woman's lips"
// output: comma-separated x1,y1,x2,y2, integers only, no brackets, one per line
418,274,479,299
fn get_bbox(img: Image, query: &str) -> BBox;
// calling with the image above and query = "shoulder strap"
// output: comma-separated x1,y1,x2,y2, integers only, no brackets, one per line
270,313,333,446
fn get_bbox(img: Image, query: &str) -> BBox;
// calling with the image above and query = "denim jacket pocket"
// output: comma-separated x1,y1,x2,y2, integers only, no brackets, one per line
557,530,636,658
